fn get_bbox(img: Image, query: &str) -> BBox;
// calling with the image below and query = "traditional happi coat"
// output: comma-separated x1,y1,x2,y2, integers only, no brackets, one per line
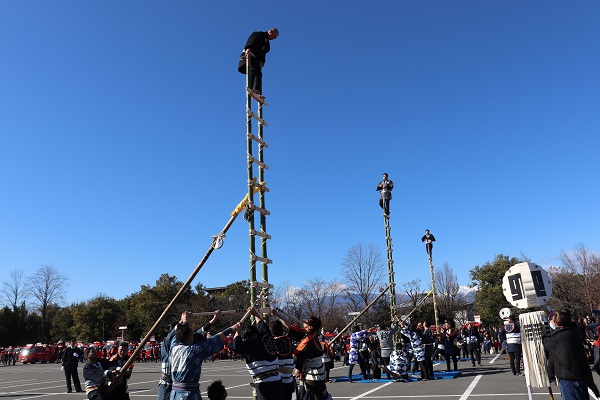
401,328,425,362
389,349,408,376
348,330,369,365
169,333,224,400
229,320,280,384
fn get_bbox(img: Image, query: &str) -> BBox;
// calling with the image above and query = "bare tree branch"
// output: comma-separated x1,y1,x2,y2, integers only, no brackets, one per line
1,269,29,311
342,243,385,309
27,265,68,342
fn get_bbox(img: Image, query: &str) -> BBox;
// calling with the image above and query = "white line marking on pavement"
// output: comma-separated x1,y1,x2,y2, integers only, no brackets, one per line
459,374,483,400
349,381,393,400
489,354,501,364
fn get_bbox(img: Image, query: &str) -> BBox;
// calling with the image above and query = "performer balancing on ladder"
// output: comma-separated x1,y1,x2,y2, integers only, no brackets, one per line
238,28,279,99
376,173,394,218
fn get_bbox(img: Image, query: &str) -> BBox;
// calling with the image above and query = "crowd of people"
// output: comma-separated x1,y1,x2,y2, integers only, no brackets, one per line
1,347,18,365
3,304,599,400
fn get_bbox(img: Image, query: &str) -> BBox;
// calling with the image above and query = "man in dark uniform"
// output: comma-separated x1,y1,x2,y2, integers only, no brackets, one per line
62,340,83,393
500,315,522,375
421,229,436,259
238,28,279,98
376,173,394,218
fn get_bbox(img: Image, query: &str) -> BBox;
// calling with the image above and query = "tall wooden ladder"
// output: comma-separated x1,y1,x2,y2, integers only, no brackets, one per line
245,82,272,310
383,216,397,318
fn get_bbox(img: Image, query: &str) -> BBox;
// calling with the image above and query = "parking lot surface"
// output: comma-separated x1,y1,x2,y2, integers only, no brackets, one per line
1,354,598,400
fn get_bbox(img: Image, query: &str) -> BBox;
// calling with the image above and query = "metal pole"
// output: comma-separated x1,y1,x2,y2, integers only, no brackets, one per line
330,285,390,344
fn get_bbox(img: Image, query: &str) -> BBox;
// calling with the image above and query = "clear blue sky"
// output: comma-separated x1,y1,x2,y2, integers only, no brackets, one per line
1,1,599,306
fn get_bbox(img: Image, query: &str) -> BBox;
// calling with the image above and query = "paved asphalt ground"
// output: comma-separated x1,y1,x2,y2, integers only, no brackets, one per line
1,354,598,400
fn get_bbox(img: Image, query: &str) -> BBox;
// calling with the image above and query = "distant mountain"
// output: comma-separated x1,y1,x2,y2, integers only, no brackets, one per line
459,285,477,303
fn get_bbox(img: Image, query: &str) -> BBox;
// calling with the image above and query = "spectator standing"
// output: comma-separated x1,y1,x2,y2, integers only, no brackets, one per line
463,323,482,367
441,323,459,371
62,340,83,393
544,311,599,400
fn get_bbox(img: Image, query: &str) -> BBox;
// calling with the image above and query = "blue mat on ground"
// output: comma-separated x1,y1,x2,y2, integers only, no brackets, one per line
332,370,460,383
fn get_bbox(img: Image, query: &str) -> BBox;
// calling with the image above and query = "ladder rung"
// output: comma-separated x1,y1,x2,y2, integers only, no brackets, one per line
248,156,270,170
250,229,272,239
246,109,268,126
250,280,274,289
246,88,269,106
251,254,273,264
247,133,269,148
249,180,270,192
247,203,270,215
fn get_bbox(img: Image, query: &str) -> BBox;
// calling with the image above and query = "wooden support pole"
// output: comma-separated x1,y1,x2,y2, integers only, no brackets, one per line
191,310,237,316
115,192,253,374
330,285,390,344
428,257,440,329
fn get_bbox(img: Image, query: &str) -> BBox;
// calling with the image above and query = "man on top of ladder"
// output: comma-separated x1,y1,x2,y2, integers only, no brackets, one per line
376,173,394,218
421,229,436,260
238,28,279,99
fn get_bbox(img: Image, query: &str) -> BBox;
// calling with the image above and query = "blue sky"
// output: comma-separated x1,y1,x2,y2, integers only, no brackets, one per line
1,1,599,306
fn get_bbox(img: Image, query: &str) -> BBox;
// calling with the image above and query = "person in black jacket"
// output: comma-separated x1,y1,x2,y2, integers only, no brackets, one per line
462,323,482,367
543,311,600,400
83,347,114,400
238,29,279,98
229,307,281,400
421,230,436,259
376,173,394,217
62,340,83,393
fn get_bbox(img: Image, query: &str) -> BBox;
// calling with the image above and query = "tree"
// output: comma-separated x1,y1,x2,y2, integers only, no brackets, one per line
558,243,600,314
271,279,347,332
548,244,600,316
342,243,385,311
51,305,75,342
298,278,346,331
402,279,423,308
70,295,122,343
271,281,305,323
1,269,29,311
27,265,68,343
435,262,466,322
547,267,587,316
469,254,520,326
123,273,194,341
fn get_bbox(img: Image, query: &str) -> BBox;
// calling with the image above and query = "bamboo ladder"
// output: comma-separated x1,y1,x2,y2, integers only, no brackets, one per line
244,63,272,312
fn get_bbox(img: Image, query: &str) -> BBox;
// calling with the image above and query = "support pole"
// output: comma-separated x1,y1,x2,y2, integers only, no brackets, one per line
115,193,251,373
330,285,390,344
257,95,269,317
400,289,433,324
428,256,440,329
245,59,258,309
383,217,397,320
